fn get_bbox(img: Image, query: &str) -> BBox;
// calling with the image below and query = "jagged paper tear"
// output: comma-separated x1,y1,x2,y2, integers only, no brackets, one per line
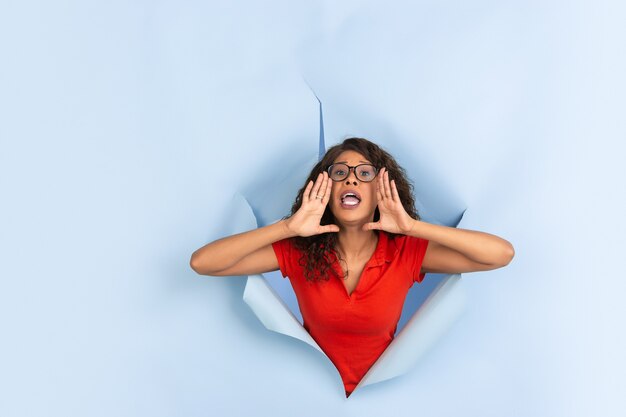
238,86,468,394
239,196,467,393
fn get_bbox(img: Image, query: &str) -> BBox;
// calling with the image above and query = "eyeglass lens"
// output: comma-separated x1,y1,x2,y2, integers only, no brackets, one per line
328,164,377,182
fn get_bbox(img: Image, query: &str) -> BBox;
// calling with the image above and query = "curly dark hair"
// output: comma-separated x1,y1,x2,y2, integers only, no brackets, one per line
280,137,421,282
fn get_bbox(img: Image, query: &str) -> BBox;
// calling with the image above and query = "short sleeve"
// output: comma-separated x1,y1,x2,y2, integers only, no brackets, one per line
401,236,430,283
271,238,293,279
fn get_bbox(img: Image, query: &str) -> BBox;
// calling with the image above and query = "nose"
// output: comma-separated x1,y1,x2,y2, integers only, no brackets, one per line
344,168,359,185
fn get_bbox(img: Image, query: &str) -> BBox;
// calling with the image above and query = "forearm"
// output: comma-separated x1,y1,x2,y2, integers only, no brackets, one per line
190,219,296,273
406,219,515,266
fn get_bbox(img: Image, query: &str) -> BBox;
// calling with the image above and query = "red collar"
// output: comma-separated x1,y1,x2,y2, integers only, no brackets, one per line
368,231,399,267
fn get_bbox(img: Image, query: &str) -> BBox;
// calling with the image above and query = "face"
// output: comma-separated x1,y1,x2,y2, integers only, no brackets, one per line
328,150,379,226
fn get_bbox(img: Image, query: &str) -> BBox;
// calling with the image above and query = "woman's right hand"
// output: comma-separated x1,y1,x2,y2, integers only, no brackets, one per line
285,171,340,237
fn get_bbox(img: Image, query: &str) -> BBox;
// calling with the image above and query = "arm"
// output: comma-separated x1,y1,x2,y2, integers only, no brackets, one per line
190,171,338,276
190,219,296,276
366,167,514,275
405,220,515,274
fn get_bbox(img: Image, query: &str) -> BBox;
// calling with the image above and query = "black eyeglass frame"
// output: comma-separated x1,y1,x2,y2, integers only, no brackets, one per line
326,163,379,182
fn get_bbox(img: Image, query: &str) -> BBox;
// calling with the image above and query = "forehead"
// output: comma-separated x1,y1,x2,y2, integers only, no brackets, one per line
333,150,370,164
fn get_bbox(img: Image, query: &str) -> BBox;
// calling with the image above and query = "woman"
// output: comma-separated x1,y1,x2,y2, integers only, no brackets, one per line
190,137,515,397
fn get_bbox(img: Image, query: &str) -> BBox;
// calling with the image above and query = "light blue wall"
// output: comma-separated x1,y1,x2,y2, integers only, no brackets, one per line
1,1,624,416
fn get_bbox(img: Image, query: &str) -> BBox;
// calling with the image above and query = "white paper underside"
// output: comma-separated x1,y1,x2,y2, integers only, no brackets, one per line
243,272,466,390
236,182,468,392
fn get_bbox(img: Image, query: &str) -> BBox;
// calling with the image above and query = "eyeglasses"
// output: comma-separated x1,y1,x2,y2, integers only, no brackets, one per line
326,163,379,182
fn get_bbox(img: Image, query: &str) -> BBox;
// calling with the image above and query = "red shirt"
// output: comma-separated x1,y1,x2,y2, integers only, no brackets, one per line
271,230,429,396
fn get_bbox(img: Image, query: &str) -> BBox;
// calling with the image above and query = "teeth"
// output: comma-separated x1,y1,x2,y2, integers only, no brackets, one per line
341,192,360,202
341,192,361,206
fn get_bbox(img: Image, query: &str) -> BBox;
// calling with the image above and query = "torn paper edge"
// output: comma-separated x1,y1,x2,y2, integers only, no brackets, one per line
243,274,323,354
243,272,466,390
356,274,466,389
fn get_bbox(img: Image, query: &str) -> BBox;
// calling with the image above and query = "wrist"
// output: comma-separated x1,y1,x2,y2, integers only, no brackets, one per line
403,218,418,235
280,219,296,238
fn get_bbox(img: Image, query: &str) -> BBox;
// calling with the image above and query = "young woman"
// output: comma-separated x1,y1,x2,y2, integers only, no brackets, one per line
190,137,514,397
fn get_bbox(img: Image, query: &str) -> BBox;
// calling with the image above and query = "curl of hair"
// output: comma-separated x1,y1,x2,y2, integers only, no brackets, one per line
280,137,421,282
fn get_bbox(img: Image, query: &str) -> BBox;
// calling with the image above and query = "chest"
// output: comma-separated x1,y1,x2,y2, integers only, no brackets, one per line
339,259,367,296
292,259,412,335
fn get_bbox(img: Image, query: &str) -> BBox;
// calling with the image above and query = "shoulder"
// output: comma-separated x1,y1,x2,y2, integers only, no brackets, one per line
272,237,296,254
271,237,304,279
387,233,429,282
272,237,307,262
389,232,428,253
389,232,429,267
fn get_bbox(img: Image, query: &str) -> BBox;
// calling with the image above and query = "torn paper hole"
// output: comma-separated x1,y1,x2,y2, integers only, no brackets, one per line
236,87,467,395
235,192,467,394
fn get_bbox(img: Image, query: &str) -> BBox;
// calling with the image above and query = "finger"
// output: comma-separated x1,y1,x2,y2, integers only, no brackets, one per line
321,224,340,233
319,171,329,203
377,168,385,199
303,179,314,203
310,173,323,201
383,169,392,199
363,222,380,231
322,173,333,205
378,168,385,199
391,179,400,203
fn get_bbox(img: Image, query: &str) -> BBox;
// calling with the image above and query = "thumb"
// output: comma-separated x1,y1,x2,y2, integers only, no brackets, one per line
363,222,381,231
321,224,341,233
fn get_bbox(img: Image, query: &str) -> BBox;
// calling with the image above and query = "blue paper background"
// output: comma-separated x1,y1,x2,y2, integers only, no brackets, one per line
1,1,624,416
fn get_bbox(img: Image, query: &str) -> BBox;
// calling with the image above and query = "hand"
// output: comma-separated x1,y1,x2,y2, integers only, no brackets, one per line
285,171,340,237
363,167,415,234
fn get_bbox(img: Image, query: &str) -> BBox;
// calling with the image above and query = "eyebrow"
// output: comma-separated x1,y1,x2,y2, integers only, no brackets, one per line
334,160,371,164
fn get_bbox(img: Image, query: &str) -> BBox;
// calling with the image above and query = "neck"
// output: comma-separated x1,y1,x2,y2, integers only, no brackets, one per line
335,225,378,260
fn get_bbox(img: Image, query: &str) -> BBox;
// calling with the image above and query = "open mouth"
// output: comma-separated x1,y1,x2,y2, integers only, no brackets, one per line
340,191,361,209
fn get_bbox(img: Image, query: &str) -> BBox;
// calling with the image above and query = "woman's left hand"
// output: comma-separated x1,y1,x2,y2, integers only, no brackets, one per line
362,167,416,235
